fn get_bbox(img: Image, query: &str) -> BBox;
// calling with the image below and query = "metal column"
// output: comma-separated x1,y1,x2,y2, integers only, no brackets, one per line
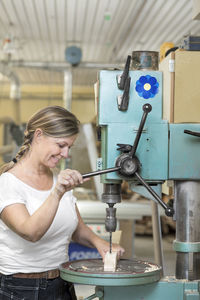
175,181,200,280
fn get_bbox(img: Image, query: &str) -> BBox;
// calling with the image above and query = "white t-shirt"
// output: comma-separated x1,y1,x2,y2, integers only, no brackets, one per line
0,171,78,275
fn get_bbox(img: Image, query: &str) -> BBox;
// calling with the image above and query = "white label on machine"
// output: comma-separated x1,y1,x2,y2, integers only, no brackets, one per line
96,158,103,170
169,59,175,72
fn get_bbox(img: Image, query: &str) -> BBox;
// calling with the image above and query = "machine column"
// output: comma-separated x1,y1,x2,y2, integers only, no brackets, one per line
175,181,200,280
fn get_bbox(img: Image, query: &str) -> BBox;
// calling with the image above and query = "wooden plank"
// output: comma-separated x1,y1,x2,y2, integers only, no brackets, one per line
119,220,133,259
170,51,175,123
112,230,122,244
174,51,200,123
159,52,173,122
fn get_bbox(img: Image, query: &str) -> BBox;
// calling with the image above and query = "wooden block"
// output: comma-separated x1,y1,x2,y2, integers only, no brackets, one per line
112,230,122,244
104,251,118,272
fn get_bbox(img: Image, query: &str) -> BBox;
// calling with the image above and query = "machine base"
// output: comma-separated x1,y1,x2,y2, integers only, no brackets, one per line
60,259,200,299
101,278,200,300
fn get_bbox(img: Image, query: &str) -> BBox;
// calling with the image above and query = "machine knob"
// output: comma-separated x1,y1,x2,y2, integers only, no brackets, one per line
165,206,174,217
143,103,152,113
115,153,140,177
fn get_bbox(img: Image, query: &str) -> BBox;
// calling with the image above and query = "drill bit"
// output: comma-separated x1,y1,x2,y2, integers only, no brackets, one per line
109,232,112,253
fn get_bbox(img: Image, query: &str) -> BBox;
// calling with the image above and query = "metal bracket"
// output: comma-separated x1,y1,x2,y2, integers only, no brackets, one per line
173,240,200,252
84,287,104,300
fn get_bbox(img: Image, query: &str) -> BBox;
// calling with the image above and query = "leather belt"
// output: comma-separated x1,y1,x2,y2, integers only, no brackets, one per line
12,269,60,279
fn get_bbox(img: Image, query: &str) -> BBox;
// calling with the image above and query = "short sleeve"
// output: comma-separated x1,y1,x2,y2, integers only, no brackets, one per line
0,174,26,214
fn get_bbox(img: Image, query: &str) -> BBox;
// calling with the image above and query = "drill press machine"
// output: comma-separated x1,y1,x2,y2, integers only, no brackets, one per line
60,52,200,299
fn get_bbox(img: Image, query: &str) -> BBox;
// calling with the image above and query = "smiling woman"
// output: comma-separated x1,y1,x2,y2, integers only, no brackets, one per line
34,132,77,169
0,105,125,300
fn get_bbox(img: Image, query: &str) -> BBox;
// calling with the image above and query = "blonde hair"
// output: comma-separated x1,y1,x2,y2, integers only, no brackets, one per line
0,106,80,175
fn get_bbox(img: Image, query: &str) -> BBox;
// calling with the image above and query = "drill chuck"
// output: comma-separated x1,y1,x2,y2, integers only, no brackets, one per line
105,207,117,232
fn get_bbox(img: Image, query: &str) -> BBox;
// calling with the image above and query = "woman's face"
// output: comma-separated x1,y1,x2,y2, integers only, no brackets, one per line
34,131,77,168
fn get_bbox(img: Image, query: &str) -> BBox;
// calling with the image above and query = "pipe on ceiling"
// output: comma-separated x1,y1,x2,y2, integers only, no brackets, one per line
7,60,123,71
63,70,72,111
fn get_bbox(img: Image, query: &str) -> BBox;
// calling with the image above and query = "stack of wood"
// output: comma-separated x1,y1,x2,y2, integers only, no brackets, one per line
135,215,175,236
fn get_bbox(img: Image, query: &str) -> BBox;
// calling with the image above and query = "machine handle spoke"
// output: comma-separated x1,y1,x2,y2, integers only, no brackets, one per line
82,166,121,179
129,103,152,158
134,171,174,216
184,129,200,137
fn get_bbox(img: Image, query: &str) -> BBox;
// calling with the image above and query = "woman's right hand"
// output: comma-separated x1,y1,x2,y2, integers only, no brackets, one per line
54,169,87,197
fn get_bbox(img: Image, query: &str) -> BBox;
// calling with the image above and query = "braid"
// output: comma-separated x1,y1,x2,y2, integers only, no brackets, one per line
0,130,33,175
0,161,15,175
15,130,33,161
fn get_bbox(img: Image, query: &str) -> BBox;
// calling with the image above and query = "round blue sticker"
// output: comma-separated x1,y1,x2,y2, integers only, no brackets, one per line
135,75,159,99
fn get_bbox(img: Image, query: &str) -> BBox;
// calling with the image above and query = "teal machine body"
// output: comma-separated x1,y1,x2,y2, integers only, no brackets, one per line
98,69,200,183
98,70,168,182
60,55,200,299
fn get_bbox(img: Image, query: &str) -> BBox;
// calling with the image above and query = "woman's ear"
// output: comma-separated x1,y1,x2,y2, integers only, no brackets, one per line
34,128,43,142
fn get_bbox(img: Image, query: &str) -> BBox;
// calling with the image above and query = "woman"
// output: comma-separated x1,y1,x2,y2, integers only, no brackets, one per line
0,106,124,300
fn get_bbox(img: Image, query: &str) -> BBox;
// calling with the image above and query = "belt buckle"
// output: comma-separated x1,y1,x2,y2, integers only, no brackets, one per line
46,269,59,279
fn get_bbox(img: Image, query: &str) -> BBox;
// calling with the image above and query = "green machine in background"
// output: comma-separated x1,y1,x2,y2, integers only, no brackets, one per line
60,52,200,299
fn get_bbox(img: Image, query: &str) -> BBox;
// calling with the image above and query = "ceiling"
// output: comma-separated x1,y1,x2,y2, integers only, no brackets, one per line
0,0,200,86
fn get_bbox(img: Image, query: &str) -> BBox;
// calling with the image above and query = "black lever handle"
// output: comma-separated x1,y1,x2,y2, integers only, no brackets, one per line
134,171,174,216
118,77,131,111
117,143,132,153
116,55,131,90
184,129,200,137
82,166,121,179
129,103,152,158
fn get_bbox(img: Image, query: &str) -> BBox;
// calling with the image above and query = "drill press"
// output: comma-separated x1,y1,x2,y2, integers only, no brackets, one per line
60,52,200,299
82,100,173,254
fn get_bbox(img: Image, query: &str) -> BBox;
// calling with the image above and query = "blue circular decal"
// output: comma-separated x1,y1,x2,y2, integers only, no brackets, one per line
135,75,159,99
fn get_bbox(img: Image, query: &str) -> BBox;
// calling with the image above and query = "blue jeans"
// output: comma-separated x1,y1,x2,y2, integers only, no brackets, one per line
0,275,77,300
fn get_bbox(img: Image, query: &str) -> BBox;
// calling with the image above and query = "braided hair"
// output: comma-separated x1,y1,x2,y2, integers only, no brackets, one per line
0,106,80,175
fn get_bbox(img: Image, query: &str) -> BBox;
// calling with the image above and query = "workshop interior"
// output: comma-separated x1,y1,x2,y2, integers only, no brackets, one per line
1,0,200,299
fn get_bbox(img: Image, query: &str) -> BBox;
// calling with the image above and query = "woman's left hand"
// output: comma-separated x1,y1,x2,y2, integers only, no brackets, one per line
95,238,125,261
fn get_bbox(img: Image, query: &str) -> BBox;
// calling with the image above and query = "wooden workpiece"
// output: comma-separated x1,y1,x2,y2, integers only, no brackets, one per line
104,230,122,271
104,251,118,272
